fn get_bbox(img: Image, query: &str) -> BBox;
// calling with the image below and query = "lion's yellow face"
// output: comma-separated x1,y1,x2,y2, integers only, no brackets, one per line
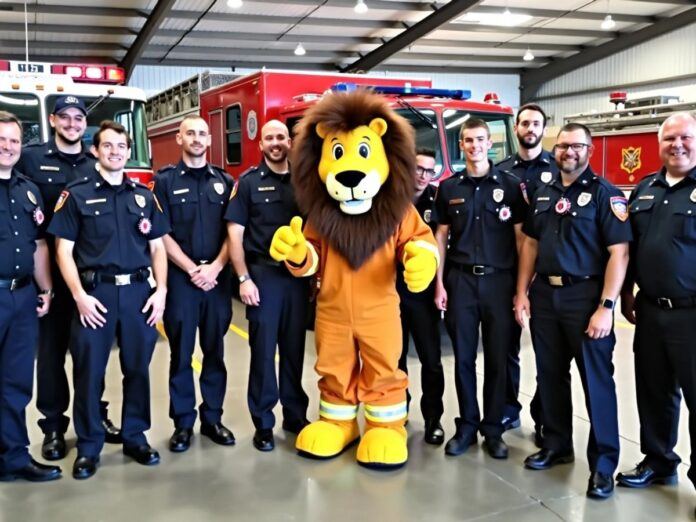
316,118,390,215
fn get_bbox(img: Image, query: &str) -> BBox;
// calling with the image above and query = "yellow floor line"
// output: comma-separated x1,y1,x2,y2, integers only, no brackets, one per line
616,320,635,330
229,324,249,340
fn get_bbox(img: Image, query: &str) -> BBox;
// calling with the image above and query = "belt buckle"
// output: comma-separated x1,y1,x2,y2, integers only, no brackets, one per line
657,297,673,309
548,275,563,287
114,274,131,286
10,278,18,291
472,265,485,276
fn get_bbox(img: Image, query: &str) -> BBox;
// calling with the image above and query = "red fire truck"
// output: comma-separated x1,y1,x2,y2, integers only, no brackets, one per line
0,60,153,183
565,94,696,190
146,70,517,181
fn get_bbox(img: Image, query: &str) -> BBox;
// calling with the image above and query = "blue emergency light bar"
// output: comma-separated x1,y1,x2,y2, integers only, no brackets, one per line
331,82,471,100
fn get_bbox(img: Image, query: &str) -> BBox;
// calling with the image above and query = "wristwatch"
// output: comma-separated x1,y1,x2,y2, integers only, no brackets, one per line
238,274,252,284
599,297,615,310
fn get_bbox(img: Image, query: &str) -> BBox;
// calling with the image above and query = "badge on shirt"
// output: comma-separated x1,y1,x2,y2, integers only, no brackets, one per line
610,196,629,222
26,190,37,205
214,182,225,195
138,217,152,235
577,192,592,207
541,171,553,184
520,182,529,205
691,188,696,203
135,194,146,208
492,188,504,203
33,207,44,225
498,205,511,222
54,190,69,212
423,209,432,223
555,197,571,215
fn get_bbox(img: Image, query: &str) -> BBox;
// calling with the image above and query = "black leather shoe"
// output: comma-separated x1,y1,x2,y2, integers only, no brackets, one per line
483,437,509,459
501,415,521,431
123,444,160,465
524,448,574,470
0,458,62,482
616,462,678,488
444,419,477,456
587,471,614,499
72,455,99,480
201,422,236,446
253,429,275,452
424,419,445,446
102,418,122,444
282,418,309,435
169,427,193,452
41,431,66,461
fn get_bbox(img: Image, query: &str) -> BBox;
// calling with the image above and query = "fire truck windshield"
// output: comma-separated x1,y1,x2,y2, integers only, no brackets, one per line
443,110,516,173
0,92,42,145
394,108,445,179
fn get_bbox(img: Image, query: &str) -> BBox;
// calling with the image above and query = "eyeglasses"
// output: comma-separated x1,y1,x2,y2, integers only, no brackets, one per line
554,143,590,152
416,165,436,177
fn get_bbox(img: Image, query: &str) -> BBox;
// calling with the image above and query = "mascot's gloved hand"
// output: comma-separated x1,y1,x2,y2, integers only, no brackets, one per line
403,241,437,293
270,216,308,265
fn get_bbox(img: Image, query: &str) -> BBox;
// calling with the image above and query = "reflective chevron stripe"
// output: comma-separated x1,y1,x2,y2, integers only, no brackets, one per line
319,400,358,420
364,402,408,423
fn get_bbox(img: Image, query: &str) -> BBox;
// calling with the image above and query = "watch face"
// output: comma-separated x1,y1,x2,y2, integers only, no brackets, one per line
602,299,615,310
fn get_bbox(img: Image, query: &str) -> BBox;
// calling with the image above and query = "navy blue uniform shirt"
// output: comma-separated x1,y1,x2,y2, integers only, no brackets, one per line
48,175,169,274
435,162,528,270
415,183,438,234
224,160,300,258
628,166,696,298
496,149,557,204
0,171,45,278
153,160,233,263
523,167,632,276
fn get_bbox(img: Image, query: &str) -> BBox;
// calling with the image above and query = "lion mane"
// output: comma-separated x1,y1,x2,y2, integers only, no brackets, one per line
291,89,416,270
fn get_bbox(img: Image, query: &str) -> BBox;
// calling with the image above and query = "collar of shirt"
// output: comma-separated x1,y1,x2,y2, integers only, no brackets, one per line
457,161,502,185
258,159,291,182
513,149,553,167
176,159,220,178
92,176,137,193
652,165,696,187
44,136,90,161
549,166,596,192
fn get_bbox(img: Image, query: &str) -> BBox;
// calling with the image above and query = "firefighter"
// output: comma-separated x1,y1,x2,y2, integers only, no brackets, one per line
0,111,61,482
496,103,557,444
434,119,527,459
616,112,696,493
153,115,235,453
226,120,309,452
397,147,445,445
49,121,168,479
16,95,121,461
514,123,631,499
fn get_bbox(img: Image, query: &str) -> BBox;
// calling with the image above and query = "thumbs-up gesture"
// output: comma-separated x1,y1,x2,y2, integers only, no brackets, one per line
402,241,437,293
270,216,308,265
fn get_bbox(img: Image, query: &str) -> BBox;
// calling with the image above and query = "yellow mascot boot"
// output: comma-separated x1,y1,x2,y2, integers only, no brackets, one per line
296,419,360,459
356,425,408,470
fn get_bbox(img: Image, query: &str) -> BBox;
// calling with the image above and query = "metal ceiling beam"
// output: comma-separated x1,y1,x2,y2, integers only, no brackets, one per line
1,53,119,64
0,40,127,52
473,6,656,23
442,23,616,38
0,22,136,36
0,2,146,18
121,0,177,82
342,0,483,72
520,6,696,103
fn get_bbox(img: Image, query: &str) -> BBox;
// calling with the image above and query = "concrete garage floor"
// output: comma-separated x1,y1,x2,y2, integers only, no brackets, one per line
1,299,694,522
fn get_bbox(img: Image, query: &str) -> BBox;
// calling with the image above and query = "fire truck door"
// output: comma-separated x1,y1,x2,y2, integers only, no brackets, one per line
208,110,224,166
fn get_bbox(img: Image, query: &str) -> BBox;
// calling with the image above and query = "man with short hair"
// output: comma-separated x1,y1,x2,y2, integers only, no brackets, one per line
226,120,309,452
50,121,169,479
16,95,120,461
435,119,527,459
617,112,696,495
397,147,445,445
514,123,631,499
0,110,60,482
154,115,235,453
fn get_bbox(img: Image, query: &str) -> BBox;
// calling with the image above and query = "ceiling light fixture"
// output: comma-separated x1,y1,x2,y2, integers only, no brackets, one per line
523,48,534,61
294,43,306,56
227,0,243,8
601,14,616,30
354,0,368,14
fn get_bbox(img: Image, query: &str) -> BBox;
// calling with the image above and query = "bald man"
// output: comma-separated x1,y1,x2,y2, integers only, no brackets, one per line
225,120,310,452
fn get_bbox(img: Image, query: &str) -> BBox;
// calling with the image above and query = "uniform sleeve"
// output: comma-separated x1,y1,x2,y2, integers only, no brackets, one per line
224,176,251,226
47,190,80,241
433,182,450,225
428,188,440,228
152,173,171,224
597,184,633,246
396,205,439,264
148,192,170,240
521,192,539,239
511,182,529,225
34,189,46,241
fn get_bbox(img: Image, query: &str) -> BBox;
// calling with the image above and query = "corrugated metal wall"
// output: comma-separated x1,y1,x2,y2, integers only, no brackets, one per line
536,22,696,125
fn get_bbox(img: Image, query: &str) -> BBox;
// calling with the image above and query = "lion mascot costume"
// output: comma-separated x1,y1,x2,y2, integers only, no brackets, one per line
269,89,439,469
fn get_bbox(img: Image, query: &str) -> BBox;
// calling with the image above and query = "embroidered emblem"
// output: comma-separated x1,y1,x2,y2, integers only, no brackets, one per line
610,196,629,222
577,192,592,207
33,207,44,225
498,205,511,222
555,197,571,215
541,171,553,184
135,194,146,208
493,188,504,203
423,209,432,223
138,217,152,235
54,190,69,212
214,182,225,195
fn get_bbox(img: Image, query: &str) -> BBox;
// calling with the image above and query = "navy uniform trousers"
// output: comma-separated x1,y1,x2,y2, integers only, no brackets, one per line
397,287,444,422
634,293,696,486
0,284,37,474
70,280,157,457
529,278,619,474
164,266,232,428
246,263,309,430
505,319,543,425
444,268,516,437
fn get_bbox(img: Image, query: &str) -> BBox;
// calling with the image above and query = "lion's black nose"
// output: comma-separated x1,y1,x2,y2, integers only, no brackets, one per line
335,170,365,189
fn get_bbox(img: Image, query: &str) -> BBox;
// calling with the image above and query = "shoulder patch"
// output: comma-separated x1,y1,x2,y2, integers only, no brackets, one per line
610,196,629,222
55,190,70,212
239,166,256,178
229,181,238,200
156,164,177,175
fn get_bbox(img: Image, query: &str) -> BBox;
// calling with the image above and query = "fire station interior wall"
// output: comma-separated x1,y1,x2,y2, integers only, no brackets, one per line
535,22,696,125
129,65,520,108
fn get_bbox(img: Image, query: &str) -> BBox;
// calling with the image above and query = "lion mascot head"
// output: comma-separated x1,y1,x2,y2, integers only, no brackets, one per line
291,89,415,269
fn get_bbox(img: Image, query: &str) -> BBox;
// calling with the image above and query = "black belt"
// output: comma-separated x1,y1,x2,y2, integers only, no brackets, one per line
449,261,508,276
539,274,600,287
0,275,32,291
247,253,282,268
81,268,149,287
645,294,696,310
